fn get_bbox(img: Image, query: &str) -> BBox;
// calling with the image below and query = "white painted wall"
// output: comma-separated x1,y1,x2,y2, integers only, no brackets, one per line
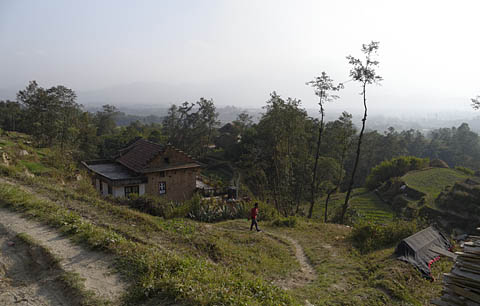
102,182,109,196
110,184,145,198
113,186,124,197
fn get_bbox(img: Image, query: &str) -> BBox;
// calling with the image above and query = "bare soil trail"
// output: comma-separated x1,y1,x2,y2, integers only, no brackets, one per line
0,223,73,306
267,233,317,290
0,207,126,303
215,222,318,289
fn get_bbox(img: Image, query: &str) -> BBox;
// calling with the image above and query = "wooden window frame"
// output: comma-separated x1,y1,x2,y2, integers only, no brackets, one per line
125,185,139,197
159,182,166,195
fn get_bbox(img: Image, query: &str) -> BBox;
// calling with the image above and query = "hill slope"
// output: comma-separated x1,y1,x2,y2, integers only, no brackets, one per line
0,131,453,305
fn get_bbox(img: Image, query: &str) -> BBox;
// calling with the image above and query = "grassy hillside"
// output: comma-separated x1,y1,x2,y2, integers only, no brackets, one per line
402,168,471,205
0,131,453,305
313,189,395,223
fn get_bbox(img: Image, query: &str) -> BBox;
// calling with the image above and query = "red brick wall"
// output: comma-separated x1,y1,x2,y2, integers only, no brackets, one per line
146,168,199,202
148,147,193,168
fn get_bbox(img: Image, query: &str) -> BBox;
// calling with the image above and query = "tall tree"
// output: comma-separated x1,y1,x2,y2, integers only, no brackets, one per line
322,112,355,222
17,81,80,147
240,92,311,216
472,95,480,109
95,104,119,136
340,41,382,223
306,72,343,218
163,98,219,157
0,100,22,131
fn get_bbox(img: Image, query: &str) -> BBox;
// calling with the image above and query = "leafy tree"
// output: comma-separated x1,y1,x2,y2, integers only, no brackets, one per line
17,81,81,148
306,72,343,218
340,41,382,223
95,104,119,136
321,112,355,222
472,95,480,110
240,92,311,216
0,100,22,131
163,98,219,157
75,111,98,160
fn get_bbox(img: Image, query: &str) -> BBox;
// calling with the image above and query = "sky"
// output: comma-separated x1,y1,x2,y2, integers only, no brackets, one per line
0,0,479,117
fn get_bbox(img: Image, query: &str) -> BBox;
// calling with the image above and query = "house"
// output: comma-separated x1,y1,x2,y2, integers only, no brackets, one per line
82,138,202,202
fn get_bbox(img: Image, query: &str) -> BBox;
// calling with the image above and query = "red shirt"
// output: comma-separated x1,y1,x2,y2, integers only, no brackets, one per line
251,207,258,219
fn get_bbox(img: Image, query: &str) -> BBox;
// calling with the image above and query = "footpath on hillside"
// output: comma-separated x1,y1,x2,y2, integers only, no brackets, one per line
215,223,318,290
0,207,126,305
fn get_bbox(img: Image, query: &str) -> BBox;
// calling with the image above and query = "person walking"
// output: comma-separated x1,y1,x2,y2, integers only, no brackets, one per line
250,203,261,232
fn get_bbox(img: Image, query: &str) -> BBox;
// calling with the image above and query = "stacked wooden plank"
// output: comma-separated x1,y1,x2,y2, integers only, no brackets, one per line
432,235,480,305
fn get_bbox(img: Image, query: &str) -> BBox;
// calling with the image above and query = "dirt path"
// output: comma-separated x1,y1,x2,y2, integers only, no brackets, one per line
215,223,317,290
0,207,126,303
0,223,73,306
268,233,317,290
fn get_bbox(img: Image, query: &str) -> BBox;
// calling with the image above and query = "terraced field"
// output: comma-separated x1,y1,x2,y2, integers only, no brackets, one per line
350,191,394,222
314,188,395,223
402,168,471,205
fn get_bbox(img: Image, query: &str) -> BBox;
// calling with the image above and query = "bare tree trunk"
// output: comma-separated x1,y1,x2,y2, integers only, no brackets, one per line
324,188,335,222
308,102,325,218
324,131,348,222
340,82,367,223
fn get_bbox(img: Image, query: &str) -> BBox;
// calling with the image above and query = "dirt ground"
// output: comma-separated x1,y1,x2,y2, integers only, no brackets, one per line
0,223,73,306
0,208,126,305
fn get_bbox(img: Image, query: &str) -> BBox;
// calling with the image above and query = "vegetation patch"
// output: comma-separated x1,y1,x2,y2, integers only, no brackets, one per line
402,168,471,205
271,216,297,227
365,156,429,190
0,184,295,305
350,220,420,254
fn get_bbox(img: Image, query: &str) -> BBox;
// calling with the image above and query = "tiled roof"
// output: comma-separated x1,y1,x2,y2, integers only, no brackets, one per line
143,162,201,173
116,138,165,172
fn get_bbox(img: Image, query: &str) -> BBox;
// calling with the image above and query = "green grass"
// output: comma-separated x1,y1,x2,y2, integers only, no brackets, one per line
313,189,394,223
0,132,454,305
402,168,471,204
18,160,51,175
251,220,452,306
350,192,394,223
0,182,295,305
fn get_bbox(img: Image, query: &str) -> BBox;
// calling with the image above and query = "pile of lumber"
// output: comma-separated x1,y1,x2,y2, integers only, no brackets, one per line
432,233,480,306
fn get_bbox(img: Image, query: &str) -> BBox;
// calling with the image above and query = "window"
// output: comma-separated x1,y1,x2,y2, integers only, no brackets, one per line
159,171,165,177
125,185,139,197
108,185,112,195
164,157,170,164
99,180,103,192
159,182,166,195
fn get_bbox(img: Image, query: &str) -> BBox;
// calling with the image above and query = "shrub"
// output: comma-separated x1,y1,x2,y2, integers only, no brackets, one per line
186,196,250,223
366,156,429,190
74,176,97,197
0,164,16,177
455,166,475,176
350,220,419,253
114,194,172,218
271,216,297,227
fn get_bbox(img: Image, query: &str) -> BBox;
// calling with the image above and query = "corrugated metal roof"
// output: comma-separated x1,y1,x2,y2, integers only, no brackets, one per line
85,162,142,181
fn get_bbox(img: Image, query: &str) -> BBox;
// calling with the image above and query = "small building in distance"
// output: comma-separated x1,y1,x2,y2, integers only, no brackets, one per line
82,138,201,202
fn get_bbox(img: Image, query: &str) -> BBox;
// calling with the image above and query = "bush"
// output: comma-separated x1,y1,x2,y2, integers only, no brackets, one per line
186,196,250,223
271,216,297,227
366,156,429,190
350,220,419,253
455,166,475,176
114,194,172,218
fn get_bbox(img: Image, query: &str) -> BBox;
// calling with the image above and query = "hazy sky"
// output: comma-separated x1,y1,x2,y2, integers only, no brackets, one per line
0,0,479,115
